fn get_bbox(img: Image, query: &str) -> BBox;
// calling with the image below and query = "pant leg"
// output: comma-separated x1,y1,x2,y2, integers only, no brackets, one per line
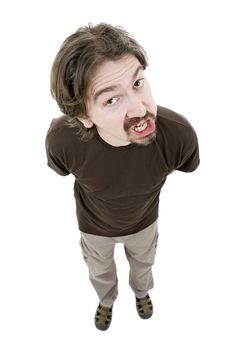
123,220,159,298
79,232,118,307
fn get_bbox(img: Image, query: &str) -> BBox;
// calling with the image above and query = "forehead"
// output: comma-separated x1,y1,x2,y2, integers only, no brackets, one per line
88,54,142,99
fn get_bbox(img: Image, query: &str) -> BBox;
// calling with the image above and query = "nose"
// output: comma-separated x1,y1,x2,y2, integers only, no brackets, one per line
126,94,147,119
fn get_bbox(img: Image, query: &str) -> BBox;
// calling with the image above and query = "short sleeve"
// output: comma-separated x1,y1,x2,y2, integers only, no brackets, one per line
45,131,70,176
176,127,200,172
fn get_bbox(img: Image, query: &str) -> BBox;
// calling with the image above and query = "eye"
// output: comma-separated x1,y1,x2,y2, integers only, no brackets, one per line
106,97,118,106
134,79,144,88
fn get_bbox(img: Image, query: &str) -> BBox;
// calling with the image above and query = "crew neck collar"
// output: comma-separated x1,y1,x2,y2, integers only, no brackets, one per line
95,131,136,151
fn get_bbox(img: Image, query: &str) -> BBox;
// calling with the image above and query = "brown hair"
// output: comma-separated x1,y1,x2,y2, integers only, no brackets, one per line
50,23,148,140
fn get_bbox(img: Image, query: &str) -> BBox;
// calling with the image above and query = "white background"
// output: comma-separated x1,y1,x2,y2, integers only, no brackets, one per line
0,0,232,349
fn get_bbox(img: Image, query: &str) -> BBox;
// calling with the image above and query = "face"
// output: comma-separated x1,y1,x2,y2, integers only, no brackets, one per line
80,54,157,147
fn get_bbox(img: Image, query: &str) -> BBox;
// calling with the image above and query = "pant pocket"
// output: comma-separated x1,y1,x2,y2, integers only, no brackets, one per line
79,238,88,262
154,231,159,250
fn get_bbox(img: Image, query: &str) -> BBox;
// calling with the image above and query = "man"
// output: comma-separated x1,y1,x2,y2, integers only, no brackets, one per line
45,23,200,331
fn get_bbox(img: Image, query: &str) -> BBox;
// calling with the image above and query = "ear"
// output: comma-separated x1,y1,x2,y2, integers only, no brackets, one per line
79,117,94,129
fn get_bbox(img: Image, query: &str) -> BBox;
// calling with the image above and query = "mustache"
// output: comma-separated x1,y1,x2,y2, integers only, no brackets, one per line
123,111,157,131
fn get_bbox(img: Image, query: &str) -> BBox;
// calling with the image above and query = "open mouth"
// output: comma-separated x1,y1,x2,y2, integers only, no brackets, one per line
132,120,148,132
131,118,155,137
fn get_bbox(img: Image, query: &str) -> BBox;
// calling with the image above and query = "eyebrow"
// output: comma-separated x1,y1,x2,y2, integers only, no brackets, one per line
93,65,144,102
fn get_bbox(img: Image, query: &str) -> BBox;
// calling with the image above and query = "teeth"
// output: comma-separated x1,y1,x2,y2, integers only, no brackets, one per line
133,121,147,132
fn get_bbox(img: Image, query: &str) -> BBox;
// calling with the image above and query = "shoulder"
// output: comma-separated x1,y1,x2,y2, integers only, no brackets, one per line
155,105,199,172
156,105,197,143
45,115,85,164
45,115,99,174
157,105,193,130
46,115,83,148
47,115,72,136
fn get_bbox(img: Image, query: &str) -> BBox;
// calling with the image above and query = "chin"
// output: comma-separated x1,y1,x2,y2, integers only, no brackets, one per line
130,131,157,146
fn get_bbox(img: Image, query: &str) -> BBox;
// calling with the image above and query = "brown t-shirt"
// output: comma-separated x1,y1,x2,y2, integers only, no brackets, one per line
45,106,200,237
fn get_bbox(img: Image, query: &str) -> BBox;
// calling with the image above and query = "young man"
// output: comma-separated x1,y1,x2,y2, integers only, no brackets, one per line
45,23,200,331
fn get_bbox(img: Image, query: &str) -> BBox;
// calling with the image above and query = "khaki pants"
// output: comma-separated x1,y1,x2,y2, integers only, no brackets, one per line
80,220,159,307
